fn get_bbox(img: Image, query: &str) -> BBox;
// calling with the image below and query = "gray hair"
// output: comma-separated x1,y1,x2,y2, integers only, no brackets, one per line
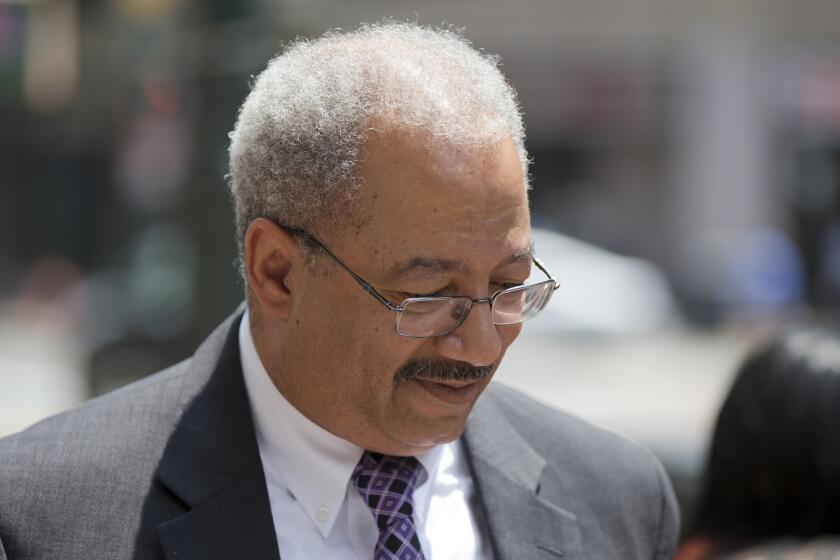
228,21,528,282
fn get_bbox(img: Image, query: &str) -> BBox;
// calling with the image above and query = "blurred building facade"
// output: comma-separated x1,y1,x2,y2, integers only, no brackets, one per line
4,0,840,327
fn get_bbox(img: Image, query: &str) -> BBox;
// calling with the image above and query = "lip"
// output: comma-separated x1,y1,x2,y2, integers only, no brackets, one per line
413,378,482,406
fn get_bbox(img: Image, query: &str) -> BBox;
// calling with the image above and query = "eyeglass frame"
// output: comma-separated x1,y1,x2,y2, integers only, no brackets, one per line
281,224,560,338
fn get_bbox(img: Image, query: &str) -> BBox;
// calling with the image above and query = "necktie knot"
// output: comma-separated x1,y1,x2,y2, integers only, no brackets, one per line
352,451,427,560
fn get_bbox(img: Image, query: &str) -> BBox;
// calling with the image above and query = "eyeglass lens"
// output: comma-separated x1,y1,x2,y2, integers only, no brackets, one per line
397,298,468,337
492,280,555,325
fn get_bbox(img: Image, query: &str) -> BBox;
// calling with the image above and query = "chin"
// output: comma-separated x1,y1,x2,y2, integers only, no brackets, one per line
417,417,470,447
430,429,464,446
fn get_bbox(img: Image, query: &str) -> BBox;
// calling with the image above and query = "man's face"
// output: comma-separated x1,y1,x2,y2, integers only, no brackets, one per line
280,126,531,455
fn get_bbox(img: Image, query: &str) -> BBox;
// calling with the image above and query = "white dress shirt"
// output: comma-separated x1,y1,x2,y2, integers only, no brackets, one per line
239,312,494,559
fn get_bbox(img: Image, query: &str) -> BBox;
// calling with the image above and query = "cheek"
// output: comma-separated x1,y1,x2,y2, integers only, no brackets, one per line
292,274,427,393
304,298,407,385
354,331,416,385
296,275,374,340
288,282,371,379
499,323,523,350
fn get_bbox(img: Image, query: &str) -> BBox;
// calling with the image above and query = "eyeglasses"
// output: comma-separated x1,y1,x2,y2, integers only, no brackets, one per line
284,226,559,338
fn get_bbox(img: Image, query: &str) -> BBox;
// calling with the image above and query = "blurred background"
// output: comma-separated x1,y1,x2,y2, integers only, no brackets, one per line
3,0,840,532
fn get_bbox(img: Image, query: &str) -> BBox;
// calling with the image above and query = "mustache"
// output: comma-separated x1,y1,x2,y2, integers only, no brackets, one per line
394,358,494,383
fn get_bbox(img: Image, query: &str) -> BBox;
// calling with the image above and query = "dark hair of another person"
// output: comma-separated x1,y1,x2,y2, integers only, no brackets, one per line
690,323,840,556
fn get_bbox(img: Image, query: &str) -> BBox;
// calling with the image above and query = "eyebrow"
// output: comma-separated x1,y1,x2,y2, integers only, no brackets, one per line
386,241,534,281
505,243,535,267
386,256,466,280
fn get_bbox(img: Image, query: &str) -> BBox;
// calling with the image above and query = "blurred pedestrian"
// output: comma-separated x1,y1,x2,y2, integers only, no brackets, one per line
676,322,840,559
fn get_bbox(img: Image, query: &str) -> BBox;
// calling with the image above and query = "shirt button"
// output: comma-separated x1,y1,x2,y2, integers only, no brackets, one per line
316,506,329,522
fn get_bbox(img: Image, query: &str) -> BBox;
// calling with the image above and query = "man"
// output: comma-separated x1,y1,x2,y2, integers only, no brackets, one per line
0,22,678,559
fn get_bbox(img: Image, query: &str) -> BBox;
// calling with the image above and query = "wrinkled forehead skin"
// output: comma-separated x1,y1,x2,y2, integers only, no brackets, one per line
329,123,531,280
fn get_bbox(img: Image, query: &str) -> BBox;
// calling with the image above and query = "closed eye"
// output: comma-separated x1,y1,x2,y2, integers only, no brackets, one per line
400,282,524,300
399,290,446,299
492,282,525,292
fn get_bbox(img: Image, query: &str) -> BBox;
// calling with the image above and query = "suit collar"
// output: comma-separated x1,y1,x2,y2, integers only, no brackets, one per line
154,308,280,560
464,386,583,560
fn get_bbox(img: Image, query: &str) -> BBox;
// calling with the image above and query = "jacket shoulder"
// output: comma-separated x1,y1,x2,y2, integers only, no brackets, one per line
0,360,193,559
0,358,191,458
0,359,192,486
481,382,679,559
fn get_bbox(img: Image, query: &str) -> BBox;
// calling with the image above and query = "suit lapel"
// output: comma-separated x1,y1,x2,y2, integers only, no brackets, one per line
463,388,583,560
153,310,280,560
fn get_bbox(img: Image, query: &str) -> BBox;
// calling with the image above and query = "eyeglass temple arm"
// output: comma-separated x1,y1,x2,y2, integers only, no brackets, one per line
533,256,560,290
287,226,403,313
338,265,403,312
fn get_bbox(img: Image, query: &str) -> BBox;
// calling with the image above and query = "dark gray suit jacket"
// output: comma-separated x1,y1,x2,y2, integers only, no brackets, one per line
0,311,679,559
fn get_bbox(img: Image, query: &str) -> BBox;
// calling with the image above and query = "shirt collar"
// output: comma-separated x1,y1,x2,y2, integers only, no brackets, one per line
412,441,445,521
240,311,362,537
238,311,445,535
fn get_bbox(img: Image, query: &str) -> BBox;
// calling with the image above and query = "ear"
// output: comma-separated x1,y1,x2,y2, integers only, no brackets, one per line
245,218,300,321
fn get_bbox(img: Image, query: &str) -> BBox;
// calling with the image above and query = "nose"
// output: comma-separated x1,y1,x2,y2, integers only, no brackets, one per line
434,300,503,367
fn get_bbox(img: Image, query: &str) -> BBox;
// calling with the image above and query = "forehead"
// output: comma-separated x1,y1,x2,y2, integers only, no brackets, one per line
344,125,530,272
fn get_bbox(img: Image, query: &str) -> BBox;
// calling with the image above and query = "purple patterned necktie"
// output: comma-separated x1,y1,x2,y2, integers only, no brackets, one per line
352,451,427,560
